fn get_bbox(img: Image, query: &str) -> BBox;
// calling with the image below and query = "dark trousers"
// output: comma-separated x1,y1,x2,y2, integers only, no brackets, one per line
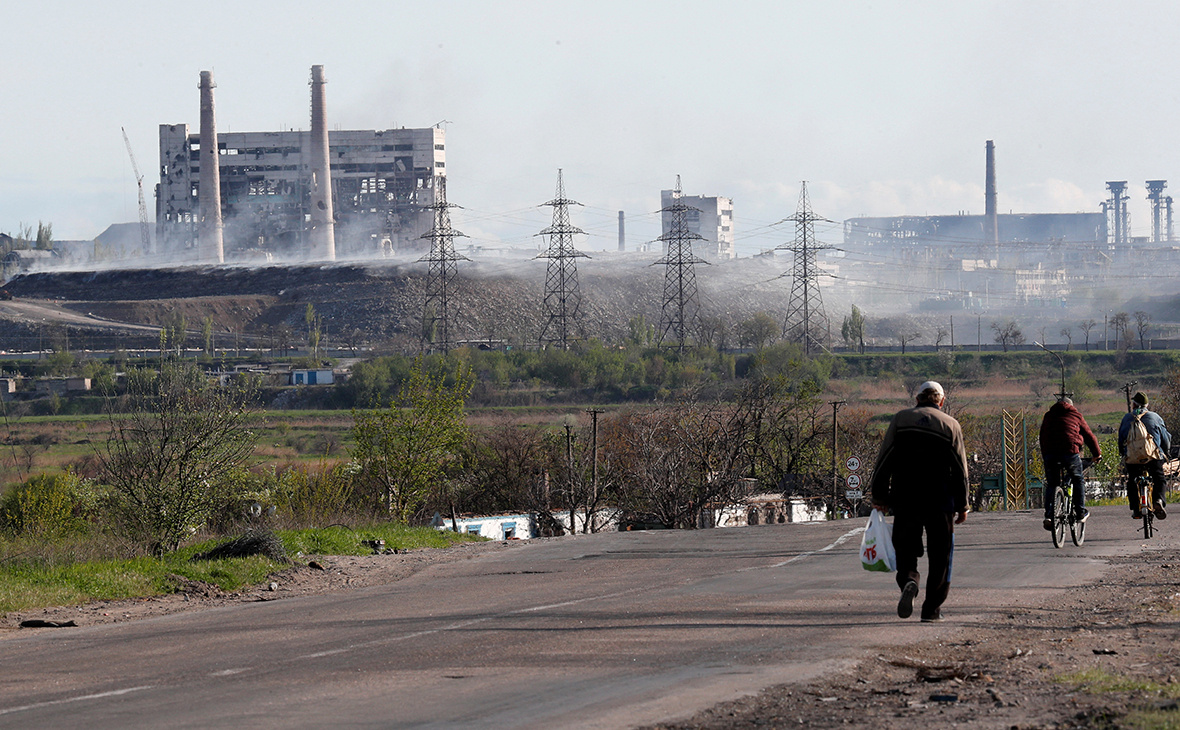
893,510,955,620
1127,460,1167,511
1043,453,1085,518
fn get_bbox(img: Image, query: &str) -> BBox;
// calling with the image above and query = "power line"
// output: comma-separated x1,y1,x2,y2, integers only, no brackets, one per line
654,176,709,350
418,177,469,354
536,169,589,350
779,182,833,354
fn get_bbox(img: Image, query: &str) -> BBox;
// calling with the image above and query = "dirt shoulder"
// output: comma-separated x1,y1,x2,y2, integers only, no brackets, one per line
646,549,1180,730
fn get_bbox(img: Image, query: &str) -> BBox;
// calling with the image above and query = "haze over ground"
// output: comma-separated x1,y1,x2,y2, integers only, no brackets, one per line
4,1,1178,257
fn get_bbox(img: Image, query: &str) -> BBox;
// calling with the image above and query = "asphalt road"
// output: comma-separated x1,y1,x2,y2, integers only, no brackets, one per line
1,504,1171,729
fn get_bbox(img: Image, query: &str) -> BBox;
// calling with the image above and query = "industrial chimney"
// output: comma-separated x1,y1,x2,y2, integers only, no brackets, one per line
984,140,997,248
308,65,336,261
198,71,224,264
618,211,625,251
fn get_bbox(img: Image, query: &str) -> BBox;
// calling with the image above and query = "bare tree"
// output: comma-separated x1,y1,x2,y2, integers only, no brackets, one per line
1111,312,1130,348
1060,326,1073,351
1079,319,1096,351
935,326,949,350
991,320,1025,352
1135,311,1152,350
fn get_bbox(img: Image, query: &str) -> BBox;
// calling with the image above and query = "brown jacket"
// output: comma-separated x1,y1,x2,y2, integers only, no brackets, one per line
869,405,970,514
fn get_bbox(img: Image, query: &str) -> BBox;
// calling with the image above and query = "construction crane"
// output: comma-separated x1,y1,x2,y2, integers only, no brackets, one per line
121,127,152,256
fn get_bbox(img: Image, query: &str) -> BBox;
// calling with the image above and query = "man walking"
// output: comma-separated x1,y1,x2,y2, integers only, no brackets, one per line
870,381,969,623
1040,396,1102,530
1119,391,1172,520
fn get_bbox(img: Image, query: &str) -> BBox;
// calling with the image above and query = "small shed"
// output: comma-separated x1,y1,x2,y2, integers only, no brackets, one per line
290,369,334,386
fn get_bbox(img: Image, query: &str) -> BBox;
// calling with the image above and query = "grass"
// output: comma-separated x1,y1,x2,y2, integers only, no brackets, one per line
0,524,487,615
1058,670,1180,730
1057,668,1180,698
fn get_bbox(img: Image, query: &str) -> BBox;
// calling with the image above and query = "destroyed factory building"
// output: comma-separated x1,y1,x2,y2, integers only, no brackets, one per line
156,68,446,263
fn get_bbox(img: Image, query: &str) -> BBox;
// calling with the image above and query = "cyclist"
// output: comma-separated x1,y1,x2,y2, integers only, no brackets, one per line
1040,396,1102,530
1118,391,1172,520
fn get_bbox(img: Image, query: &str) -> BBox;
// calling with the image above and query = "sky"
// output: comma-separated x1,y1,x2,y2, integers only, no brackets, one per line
4,0,1180,257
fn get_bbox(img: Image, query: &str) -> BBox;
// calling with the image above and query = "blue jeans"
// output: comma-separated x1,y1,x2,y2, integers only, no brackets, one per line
1043,453,1084,518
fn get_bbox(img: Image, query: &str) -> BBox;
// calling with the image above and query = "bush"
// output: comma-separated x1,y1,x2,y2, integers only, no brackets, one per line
1,472,102,537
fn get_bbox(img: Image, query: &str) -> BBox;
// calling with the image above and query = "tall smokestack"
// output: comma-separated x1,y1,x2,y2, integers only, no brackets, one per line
984,140,997,247
198,71,224,264
308,65,336,261
618,211,625,251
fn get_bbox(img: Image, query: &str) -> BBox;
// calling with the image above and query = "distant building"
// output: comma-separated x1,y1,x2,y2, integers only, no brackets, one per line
157,125,446,262
660,189,735,260
434,513,537,540
2,249,59,278
290,369,334,386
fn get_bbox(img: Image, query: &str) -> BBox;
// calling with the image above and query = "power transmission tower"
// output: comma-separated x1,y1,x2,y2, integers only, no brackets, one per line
655,176,709,350
418,177,468,353
778,181,832,354
537,170,589,350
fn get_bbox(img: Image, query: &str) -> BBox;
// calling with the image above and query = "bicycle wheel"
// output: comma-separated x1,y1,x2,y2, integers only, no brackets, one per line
1052,487,1067,548
1071,509,1085,546
1144,510,1153,539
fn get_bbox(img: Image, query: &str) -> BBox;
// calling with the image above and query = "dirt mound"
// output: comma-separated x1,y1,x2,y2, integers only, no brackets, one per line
1,257,795,351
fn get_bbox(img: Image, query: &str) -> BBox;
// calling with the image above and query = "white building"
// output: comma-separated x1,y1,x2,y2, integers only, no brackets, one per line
660,189,735,260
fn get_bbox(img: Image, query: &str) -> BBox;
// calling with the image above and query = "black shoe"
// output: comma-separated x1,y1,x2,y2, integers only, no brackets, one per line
898,581,918,619
1155,502,1167,520
920,611,943,623
1074,508,1089,523
1133,510,1143,520
1043,518,1054,531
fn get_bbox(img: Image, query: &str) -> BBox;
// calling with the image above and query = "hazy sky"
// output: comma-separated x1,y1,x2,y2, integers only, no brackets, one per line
4,0,1179,256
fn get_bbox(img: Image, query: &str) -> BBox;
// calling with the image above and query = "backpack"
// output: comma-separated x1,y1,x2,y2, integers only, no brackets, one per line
1125,412,1162,465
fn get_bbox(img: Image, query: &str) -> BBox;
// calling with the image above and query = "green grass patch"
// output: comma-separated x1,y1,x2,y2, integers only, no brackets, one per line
1123,709,1180,730
280,523,487,556
0,524,487,615
1056,668,1180,698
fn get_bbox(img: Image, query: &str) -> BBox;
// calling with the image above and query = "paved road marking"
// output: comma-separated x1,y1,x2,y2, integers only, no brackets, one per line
0,685,155,716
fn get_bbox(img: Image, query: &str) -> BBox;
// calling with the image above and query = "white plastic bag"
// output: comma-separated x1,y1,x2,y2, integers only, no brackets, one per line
860,509,896,572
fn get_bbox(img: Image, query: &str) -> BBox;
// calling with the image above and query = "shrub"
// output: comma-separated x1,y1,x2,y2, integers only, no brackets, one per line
1,472,102,537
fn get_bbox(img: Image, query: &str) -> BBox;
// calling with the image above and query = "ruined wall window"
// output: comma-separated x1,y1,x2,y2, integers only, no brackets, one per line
435,162,445,168
434,144,445,150
394,144,413,151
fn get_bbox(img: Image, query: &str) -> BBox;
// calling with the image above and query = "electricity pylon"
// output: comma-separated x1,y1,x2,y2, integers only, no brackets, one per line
778,181,832,354
655,176,709,350
537,169,589,350
418,177,468,353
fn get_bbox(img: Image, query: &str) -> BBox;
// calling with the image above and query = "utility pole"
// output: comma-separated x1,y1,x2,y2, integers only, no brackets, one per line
950,315,954,349
1122,381,1138,413
586,407,603,532
418,177,469,354
564,423,576,533
655,176,709,350
537,170,589,350
779,182,833,354
830,400,846,519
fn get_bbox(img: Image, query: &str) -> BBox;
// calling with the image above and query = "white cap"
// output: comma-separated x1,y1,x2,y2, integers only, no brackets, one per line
917,381,944,399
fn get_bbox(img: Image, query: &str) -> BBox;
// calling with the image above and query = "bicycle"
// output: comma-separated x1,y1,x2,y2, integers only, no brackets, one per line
1130,471,1156,539
1049,456,1092,548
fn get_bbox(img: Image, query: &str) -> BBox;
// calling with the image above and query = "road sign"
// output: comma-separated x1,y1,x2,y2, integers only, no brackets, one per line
846,473,862,489
846,456,861,472
845,489,863,500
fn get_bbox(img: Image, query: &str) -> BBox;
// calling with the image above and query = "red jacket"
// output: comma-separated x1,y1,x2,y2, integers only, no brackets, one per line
1039,401,1101,459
